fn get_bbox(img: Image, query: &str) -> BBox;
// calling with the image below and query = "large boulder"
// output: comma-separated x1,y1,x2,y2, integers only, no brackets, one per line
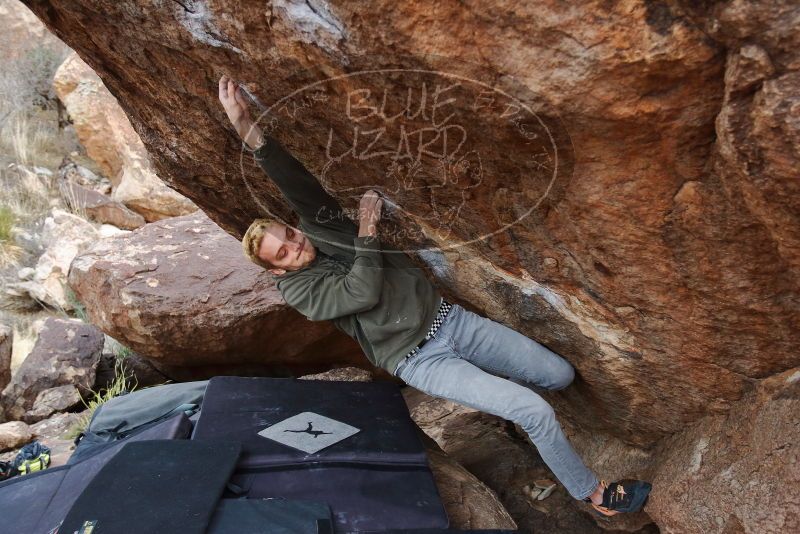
25,2,799,529
645,367,800,534
52,51,197,221
67,211,364,378
28,0,800,445
0,317,103,422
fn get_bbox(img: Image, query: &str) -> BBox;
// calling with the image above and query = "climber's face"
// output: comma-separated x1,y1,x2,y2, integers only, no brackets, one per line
258,222,316,276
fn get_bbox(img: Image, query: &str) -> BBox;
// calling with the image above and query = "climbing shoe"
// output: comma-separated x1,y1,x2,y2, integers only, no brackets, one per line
586,479,652,516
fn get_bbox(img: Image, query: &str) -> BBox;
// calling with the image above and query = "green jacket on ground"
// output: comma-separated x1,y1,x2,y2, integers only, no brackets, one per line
254,138,442,375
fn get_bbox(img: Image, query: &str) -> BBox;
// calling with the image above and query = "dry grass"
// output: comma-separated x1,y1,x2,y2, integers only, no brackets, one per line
57,178,89,221
67,357,138,440
5,114,60,169
0,205,14,242
0,32,74,272
0,164,55,270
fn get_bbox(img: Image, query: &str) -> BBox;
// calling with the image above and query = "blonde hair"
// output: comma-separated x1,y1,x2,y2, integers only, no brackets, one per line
242,217,280,270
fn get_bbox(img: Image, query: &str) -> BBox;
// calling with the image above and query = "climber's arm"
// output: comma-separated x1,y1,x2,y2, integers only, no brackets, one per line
252,137,355,234
218,75,355,233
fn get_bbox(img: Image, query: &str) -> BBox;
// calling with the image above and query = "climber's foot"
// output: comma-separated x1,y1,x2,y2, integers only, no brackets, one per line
586,480,652,516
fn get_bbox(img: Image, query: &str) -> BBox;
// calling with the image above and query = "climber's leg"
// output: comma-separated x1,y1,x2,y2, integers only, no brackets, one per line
441,304,576,390
395,313,599,501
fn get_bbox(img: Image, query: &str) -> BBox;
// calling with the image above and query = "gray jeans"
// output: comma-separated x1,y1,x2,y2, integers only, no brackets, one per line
393,303,599,500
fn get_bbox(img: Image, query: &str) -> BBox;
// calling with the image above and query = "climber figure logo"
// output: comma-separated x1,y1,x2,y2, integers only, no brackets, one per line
238,56,574,255
257,411,360,454
283,421,333,438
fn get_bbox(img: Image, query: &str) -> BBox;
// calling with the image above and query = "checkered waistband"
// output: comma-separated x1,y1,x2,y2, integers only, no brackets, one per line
403,299,453,360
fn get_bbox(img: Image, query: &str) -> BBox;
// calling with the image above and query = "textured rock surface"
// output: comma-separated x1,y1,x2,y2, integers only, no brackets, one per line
25,384,82,423
0,0,49,53
58,157,112,195
0,413,80,468
646,367,800,534
425,444,518,531
53,51,197,221
0,317,103,421
68,211,364,378
297,365,373,382
0,0,66,81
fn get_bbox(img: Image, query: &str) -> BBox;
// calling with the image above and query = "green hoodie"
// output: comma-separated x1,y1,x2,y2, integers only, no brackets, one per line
254,138,442,375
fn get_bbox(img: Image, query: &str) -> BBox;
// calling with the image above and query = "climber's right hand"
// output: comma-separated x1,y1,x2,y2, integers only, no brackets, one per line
218,75,263,150
358,190,383,238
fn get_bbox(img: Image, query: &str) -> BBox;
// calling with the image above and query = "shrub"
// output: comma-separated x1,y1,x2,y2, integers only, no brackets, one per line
0,205,14,243
67,357,138,440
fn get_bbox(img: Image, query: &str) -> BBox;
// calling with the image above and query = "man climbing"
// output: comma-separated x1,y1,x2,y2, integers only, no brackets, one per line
219,75,651,517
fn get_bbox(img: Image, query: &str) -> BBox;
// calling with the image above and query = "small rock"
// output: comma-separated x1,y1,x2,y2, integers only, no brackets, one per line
17,267,35,280
542,257,558,269
0,421,33,452
32,166,53,177
25,385,82,423
11,228,32,241
537,483,557,501
99,224,131,238
524,485,543,500
30,412,81,440
615,306,637,317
